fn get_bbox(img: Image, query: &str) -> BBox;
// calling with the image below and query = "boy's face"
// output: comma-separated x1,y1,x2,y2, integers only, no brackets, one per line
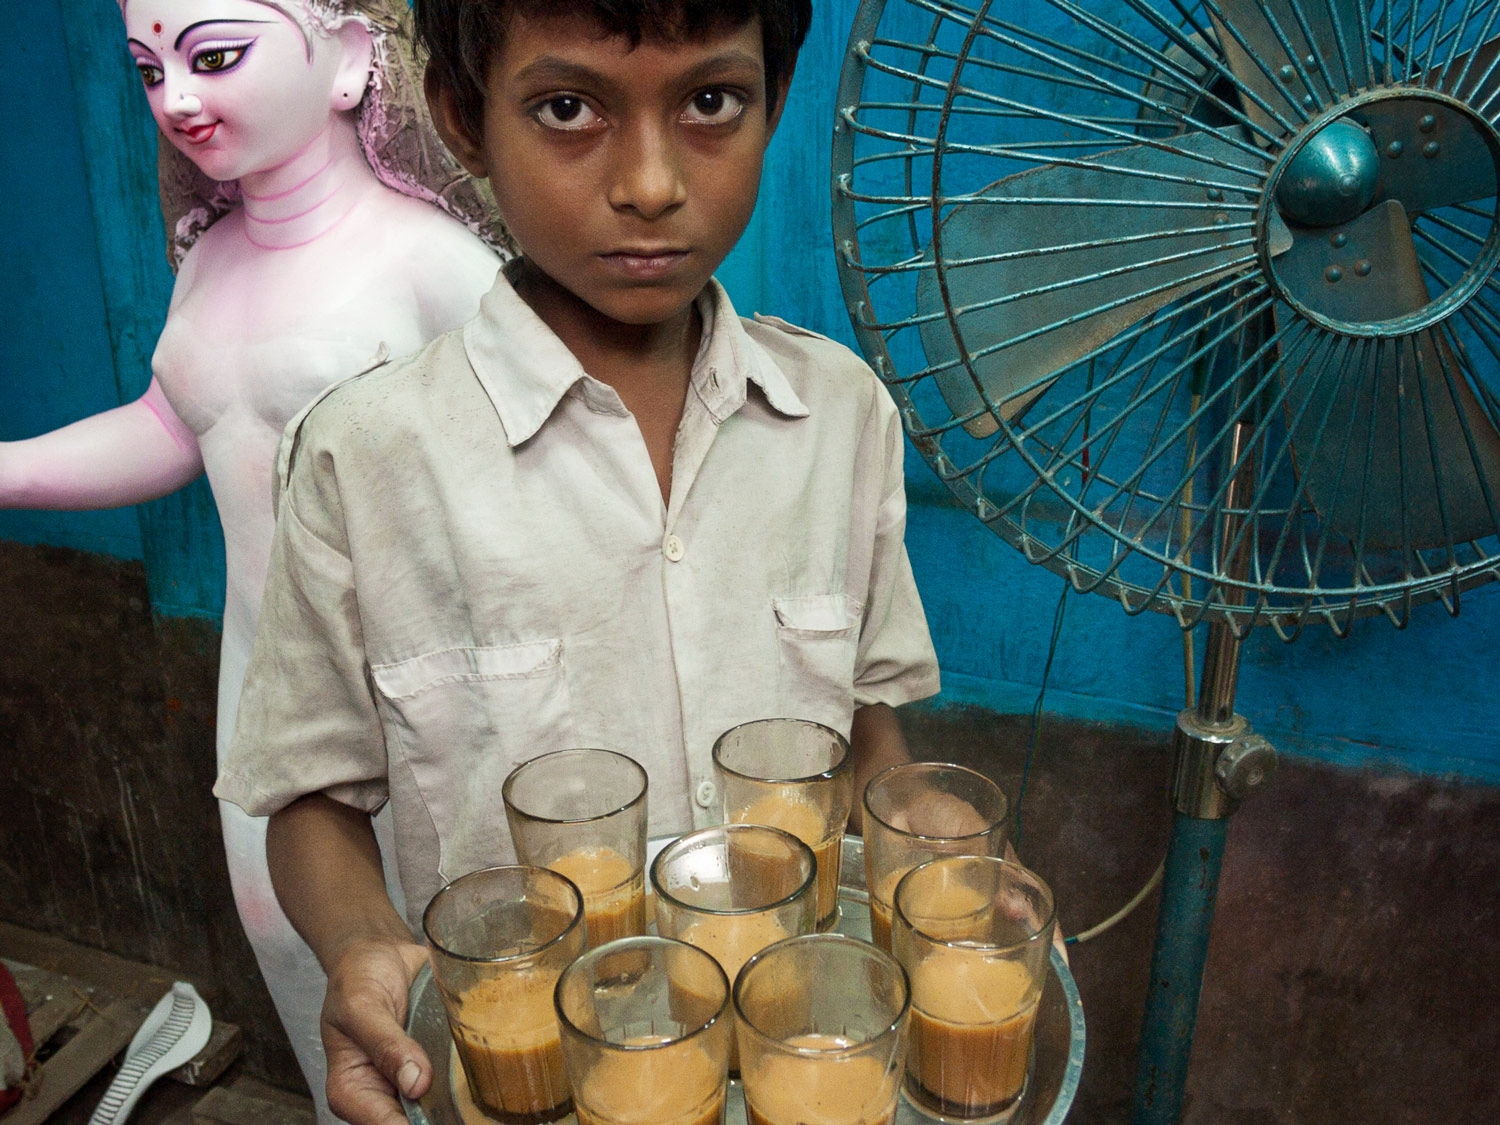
432,12,787,328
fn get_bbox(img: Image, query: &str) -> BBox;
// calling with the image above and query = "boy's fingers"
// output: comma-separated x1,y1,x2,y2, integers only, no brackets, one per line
324,1017,421,1125
323,941,433,1124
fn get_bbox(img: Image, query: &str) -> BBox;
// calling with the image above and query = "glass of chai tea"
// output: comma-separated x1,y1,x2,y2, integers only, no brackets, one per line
892,856,1055,1124
423,865,586,1125
735,934,910,1125
712,718,854,929
503,748,649,948
651,823,817,1073
555,935,733,1125
862,761,1010,953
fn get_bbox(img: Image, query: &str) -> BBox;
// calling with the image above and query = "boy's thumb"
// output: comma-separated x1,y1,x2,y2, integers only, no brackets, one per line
397,1059,423,1098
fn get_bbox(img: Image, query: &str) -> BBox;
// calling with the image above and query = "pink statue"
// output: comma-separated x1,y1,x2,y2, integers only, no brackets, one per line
0,1,502,1118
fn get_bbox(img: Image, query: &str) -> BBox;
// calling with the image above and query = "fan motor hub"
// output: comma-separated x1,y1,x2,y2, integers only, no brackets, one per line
1274,118,1380,228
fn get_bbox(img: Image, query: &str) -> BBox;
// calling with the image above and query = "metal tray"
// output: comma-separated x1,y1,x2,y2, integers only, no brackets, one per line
404,836,1084,1125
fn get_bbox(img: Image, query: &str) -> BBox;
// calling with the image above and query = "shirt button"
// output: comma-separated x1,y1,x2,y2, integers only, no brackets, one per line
695,780,718,808
664,535,685,562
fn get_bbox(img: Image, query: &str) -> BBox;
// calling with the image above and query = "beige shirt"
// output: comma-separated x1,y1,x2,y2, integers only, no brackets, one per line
217,271,939,926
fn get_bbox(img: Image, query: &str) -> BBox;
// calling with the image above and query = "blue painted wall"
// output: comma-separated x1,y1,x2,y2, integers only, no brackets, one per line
6,0,1499,779
0,0,144,559
2,0,226,619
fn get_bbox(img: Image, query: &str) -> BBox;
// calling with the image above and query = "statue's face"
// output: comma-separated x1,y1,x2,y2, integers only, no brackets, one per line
124,0,351,183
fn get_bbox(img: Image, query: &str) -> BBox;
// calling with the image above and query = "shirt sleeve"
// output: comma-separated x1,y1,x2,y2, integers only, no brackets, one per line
214,415,389,817
853,387,941,710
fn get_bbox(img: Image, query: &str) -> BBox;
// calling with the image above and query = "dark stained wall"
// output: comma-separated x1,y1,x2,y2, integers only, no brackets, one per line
0,541,294,1085
5,538,1500,1121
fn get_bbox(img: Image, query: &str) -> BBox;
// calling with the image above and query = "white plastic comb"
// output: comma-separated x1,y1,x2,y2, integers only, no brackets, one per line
88,981,212,1125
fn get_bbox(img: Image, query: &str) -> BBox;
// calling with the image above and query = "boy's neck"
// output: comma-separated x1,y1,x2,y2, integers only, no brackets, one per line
512,259,700,506
512,259,703,393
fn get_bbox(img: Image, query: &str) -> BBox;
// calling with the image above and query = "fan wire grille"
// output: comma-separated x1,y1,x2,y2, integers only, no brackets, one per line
833,0,1500,637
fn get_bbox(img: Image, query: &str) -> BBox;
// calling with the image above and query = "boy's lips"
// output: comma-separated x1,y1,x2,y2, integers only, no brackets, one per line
600,248,690,279
179,122,220,145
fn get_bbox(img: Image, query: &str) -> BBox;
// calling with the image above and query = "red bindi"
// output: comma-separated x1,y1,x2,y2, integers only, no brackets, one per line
153,22,162,34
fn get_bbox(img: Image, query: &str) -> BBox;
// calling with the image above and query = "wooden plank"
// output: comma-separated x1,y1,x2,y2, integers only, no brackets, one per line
191,1077,316,1125
23,990,88,1051
0,923,205,1008
1,932,241,1095
168,1021,242,1087
5,996,145,1125
163,1104,204,1125
3,960,97,1048
2,959,53,1010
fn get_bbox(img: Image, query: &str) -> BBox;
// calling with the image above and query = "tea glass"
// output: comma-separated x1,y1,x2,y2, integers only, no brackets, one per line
713,718,853,929
503,748,649,947
861,761,1010,953
554,935,733,1125
735,933,910,1125
651,823,818,1072
892,856,1055,1123
423,865,586,1124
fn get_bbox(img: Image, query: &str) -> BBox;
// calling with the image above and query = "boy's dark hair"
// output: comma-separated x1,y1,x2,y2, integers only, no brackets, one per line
416,1,813,139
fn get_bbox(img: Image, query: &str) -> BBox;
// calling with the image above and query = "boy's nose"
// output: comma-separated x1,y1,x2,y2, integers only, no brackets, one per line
608,122,687,220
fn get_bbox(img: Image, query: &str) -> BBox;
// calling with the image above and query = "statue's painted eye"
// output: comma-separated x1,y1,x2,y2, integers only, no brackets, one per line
191,43,251,74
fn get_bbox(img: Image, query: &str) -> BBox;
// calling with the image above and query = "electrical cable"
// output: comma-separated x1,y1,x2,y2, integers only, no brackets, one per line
1024,364,1192,943
1013,579,1069,851
1067,860,1165,946
1062,402,1200,948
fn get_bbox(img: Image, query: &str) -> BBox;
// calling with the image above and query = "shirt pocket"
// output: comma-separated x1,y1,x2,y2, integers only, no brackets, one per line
370,640,578,884
772,594,862,732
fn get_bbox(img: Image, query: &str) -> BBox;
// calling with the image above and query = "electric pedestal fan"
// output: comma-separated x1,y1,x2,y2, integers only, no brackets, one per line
831,1,1500,1121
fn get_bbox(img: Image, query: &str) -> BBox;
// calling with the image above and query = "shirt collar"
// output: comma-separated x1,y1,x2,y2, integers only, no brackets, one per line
464,268,809,448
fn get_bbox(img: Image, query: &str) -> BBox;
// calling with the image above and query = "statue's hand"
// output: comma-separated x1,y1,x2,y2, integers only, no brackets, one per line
0,384,201,512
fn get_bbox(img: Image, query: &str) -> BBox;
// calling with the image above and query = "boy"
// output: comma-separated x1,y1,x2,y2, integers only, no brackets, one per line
216,2,939,1122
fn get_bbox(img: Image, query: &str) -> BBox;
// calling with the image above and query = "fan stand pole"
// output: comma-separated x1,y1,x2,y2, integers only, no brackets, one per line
1132,416,1279,1125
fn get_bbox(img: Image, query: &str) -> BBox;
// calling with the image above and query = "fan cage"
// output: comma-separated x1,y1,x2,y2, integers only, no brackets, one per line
832,0,1500,637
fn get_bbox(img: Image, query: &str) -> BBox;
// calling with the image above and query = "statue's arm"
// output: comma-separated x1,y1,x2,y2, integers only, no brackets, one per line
0,378,204,511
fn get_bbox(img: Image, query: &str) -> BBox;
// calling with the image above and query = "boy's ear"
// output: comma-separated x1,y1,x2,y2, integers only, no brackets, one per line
425,68,490,179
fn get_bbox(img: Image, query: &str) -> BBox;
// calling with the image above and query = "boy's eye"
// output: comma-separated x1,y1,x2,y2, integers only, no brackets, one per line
137,62,164,88
682,88,744,125
534,95,602,132
192,43,250,73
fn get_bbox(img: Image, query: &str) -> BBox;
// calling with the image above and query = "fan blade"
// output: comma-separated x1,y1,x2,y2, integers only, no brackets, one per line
1350,99,1497,213
1414,35,1500,109
1280,200,1500,547
918,130,1271,439
1209,0,1371,137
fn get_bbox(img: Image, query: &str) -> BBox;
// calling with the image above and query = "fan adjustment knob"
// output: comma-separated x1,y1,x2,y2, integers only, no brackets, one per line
1275,118,1380,228
1215,733,1278,802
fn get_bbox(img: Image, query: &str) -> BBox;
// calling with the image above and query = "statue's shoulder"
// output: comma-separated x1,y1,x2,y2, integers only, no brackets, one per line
363,190,502,289
374,190,496,251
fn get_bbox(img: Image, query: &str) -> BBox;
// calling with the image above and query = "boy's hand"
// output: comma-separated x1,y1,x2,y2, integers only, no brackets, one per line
322,937,432,1125
885,791,992,837
265,795,433,1125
